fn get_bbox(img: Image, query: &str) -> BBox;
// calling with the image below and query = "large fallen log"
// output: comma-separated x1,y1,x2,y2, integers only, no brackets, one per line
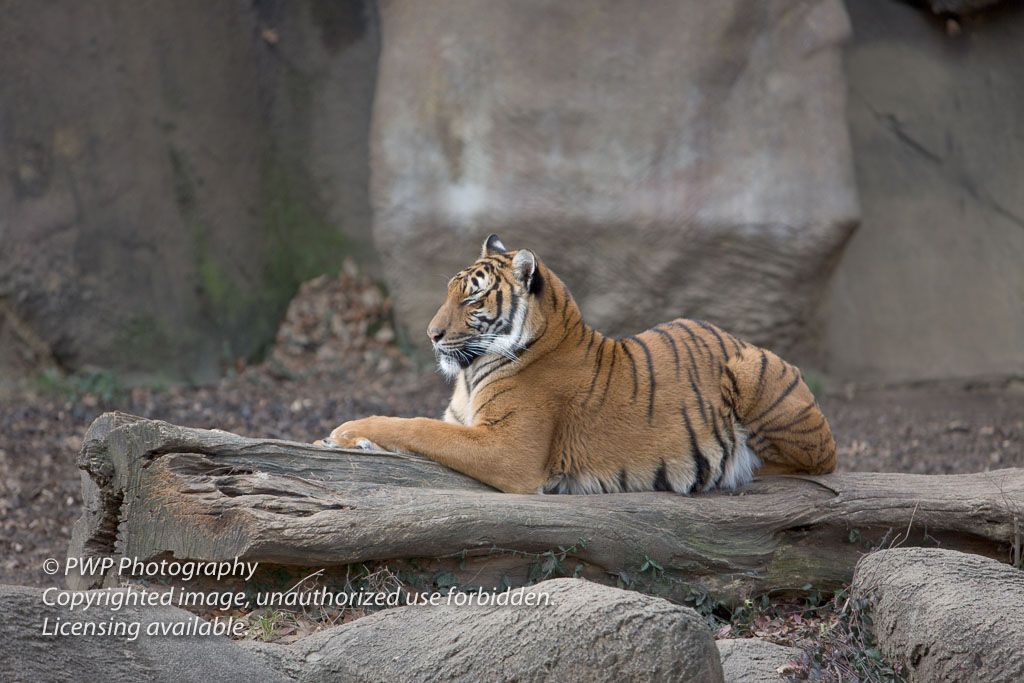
69,412,1024,602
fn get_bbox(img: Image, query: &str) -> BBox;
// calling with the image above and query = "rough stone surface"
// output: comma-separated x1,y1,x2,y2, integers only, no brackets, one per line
371,0,858,362
2,579,723,681
248,579,725,682
0,584,287,682
925,0,1005,14
852,548,1024,682
716,638,803,682
825,0,1024,383
0,299,59,395
0,0,378,384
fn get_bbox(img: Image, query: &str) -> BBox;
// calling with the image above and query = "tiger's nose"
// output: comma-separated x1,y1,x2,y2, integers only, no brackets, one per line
428,327,445,343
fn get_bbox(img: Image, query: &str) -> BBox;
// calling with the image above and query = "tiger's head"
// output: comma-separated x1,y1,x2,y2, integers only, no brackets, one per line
428,234,544,379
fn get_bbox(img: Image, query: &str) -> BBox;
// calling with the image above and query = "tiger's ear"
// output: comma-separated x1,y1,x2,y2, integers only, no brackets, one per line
481,233,507,258
512,249,537,292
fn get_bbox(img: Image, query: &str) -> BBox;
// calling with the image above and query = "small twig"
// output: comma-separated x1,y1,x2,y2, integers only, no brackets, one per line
285,567,325,594
434,540,586,563
983,472,1023,566
863,528,895,555
1014,514,1021,568
890,502,920,549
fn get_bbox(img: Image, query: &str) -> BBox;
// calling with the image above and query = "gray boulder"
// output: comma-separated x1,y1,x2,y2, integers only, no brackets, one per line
247,578,725,682
852,548,1024,682
716,638,803,682
371,0,858,362
2,579,722,681
0,583,286,682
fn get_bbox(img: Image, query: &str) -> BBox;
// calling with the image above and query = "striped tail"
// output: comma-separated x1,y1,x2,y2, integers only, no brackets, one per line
722,346,837,475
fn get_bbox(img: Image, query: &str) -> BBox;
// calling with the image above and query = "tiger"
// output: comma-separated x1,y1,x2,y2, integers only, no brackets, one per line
316,234,837,495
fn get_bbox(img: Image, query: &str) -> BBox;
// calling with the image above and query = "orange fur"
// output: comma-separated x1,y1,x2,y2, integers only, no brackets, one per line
319,235,837,494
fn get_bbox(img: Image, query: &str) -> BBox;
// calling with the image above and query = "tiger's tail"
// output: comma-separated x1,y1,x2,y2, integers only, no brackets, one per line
722,346,837,475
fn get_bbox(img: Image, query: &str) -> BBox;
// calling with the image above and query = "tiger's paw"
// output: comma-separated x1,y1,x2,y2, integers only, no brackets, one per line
315,416,393,451
313,435,379,450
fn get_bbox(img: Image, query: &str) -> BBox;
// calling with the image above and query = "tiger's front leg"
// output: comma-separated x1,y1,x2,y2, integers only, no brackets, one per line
316,415,551,495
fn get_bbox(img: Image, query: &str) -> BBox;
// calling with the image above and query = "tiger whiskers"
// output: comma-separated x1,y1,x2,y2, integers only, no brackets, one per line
433,345,473,381
432,330,526,382
467,333,525,363
467,344,520,364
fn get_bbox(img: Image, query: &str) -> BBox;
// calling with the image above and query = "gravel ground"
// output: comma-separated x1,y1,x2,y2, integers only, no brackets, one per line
1,270,1021,587
822,386,1024,475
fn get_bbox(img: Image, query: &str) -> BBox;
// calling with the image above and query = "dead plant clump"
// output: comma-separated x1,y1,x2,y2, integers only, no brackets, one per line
262,259,410,381
712,587,904,681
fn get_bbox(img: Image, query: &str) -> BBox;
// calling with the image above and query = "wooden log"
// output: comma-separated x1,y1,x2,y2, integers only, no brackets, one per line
68,412,1024,603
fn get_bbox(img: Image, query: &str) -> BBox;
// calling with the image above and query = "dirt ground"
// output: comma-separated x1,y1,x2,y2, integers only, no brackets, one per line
1,270,1022,588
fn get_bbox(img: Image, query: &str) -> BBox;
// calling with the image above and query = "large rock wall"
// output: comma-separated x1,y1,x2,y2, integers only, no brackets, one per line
4,0,1019,387
0,0,378,386
371,0,859,361
825,0,1024,384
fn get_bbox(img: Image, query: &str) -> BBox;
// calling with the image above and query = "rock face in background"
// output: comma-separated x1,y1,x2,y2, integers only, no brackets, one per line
371,0,859,362
826,0,1024,384
3,0,1021,388
925,0,1005,14
0,0,378,386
